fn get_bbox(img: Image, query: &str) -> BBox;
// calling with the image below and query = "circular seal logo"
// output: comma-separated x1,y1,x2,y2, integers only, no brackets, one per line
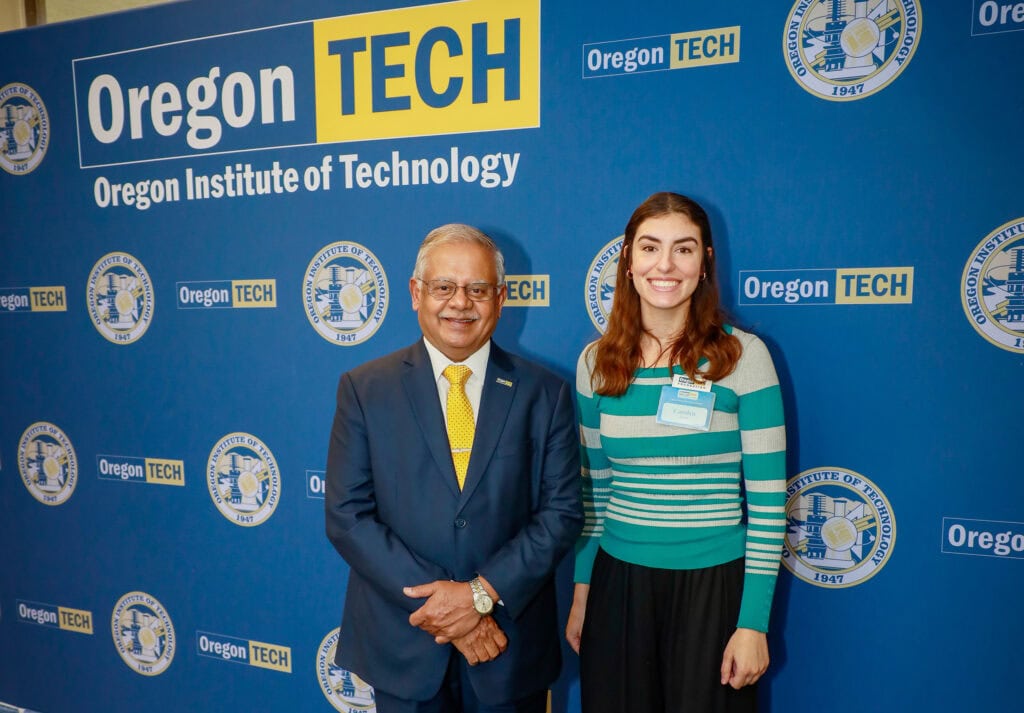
781,466,896,588
18,422,78,506
0,83,49,175
207,432,281,527
304,241,389,346
961,218,1024,354
783,0,922,101
317,628,376,712
111,591,176,676
86,252,155,345
585,236,623,333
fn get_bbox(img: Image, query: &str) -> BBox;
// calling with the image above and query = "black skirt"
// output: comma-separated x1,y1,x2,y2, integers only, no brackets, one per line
579,548,758,713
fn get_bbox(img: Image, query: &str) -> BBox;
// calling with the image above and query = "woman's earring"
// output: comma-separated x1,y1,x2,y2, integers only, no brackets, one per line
700,271,707,281
626,268,633,279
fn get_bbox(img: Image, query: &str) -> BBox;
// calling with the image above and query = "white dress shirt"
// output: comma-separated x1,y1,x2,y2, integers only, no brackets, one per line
422,338,491,426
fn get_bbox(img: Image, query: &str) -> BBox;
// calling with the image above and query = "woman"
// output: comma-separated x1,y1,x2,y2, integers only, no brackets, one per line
566,192,786,712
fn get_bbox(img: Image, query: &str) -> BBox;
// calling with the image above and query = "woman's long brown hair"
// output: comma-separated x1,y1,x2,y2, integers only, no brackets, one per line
590,192,741,396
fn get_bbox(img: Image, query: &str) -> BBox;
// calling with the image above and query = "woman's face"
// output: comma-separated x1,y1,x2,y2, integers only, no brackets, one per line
629,212,707,320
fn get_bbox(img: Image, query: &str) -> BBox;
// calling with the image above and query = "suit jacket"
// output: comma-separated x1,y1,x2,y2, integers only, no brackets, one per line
325,339,583,704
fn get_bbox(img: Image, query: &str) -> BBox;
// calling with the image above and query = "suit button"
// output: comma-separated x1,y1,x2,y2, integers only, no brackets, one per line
454,518,467,528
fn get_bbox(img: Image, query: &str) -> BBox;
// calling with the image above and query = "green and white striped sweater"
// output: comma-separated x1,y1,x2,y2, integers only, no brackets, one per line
574,326,787,632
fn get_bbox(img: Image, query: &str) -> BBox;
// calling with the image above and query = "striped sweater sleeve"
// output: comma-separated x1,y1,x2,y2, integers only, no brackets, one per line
574,344,610,584
732,333,787,632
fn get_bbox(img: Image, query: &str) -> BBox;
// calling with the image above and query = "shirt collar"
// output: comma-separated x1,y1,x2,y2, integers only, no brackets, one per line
422,338,491,385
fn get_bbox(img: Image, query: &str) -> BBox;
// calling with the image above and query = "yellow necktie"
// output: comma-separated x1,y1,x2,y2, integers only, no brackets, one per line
443,365,474,489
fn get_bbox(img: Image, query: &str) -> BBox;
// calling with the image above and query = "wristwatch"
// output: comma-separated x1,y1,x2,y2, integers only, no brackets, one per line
469,577,494,615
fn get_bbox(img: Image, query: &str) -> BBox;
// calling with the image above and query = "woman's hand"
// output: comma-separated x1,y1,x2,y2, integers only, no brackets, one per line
720,627,769,689
565,583,590,654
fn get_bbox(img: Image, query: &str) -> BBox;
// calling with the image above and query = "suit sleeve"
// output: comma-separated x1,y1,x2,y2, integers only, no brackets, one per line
325,371,449,612
477,378,583,620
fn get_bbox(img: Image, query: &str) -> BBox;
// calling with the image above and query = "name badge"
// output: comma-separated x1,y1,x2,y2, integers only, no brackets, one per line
656,383,715,431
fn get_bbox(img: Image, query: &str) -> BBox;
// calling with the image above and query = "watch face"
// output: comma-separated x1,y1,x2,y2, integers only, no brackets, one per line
470,578,493,614
473,590,493,614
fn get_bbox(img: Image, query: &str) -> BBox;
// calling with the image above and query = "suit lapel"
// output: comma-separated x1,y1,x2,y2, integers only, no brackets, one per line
459,343,516,506
402,340,462,499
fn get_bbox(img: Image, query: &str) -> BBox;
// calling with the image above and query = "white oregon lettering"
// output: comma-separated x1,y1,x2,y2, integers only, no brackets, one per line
94,176,180,210
87,66,295,150
742,275,830,303
198,634,248,661
586,45,664,73
1,293,30,310
307,472,325,495
98,457,144,480
19,603,58,625
977,1,1024,27
179,285,231,307
947,523,1024,556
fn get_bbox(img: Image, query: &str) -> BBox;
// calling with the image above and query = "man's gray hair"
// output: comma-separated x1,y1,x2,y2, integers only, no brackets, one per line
412,223,506,284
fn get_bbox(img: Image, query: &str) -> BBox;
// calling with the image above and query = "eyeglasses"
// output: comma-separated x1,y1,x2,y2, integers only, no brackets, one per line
418,279,501,302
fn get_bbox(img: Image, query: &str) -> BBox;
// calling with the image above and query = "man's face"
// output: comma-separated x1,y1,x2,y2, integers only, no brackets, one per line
410,242,506,362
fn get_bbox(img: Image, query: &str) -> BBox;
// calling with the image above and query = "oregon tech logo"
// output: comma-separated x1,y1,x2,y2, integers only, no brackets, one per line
97,454,185,486
317,628,376,712
783,0,921,101
973,0,1024,36
307,469,326,500
86,252,155,344
111,591,176,676
585,236,623,333
74,0,538,166
0,83,49,175
781,466,896,588
177,279,277,309
0,285,66,312
196,630,292,672
739,266,913,305
16,599,93,634
961,218,1024,353
18,422,78,506
583,25,740,78
207,432,281,526
304,241,389,346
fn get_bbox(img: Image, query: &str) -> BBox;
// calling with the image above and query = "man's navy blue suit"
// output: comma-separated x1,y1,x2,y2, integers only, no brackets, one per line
325,338,583,705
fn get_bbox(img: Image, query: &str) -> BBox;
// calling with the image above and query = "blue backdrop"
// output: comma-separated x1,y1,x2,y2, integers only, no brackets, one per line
1,1,1021,711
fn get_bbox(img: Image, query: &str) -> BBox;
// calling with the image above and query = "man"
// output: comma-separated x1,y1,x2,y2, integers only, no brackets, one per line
325,224,582,712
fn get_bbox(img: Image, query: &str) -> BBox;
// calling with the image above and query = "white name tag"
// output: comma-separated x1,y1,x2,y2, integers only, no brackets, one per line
656,384,715,431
